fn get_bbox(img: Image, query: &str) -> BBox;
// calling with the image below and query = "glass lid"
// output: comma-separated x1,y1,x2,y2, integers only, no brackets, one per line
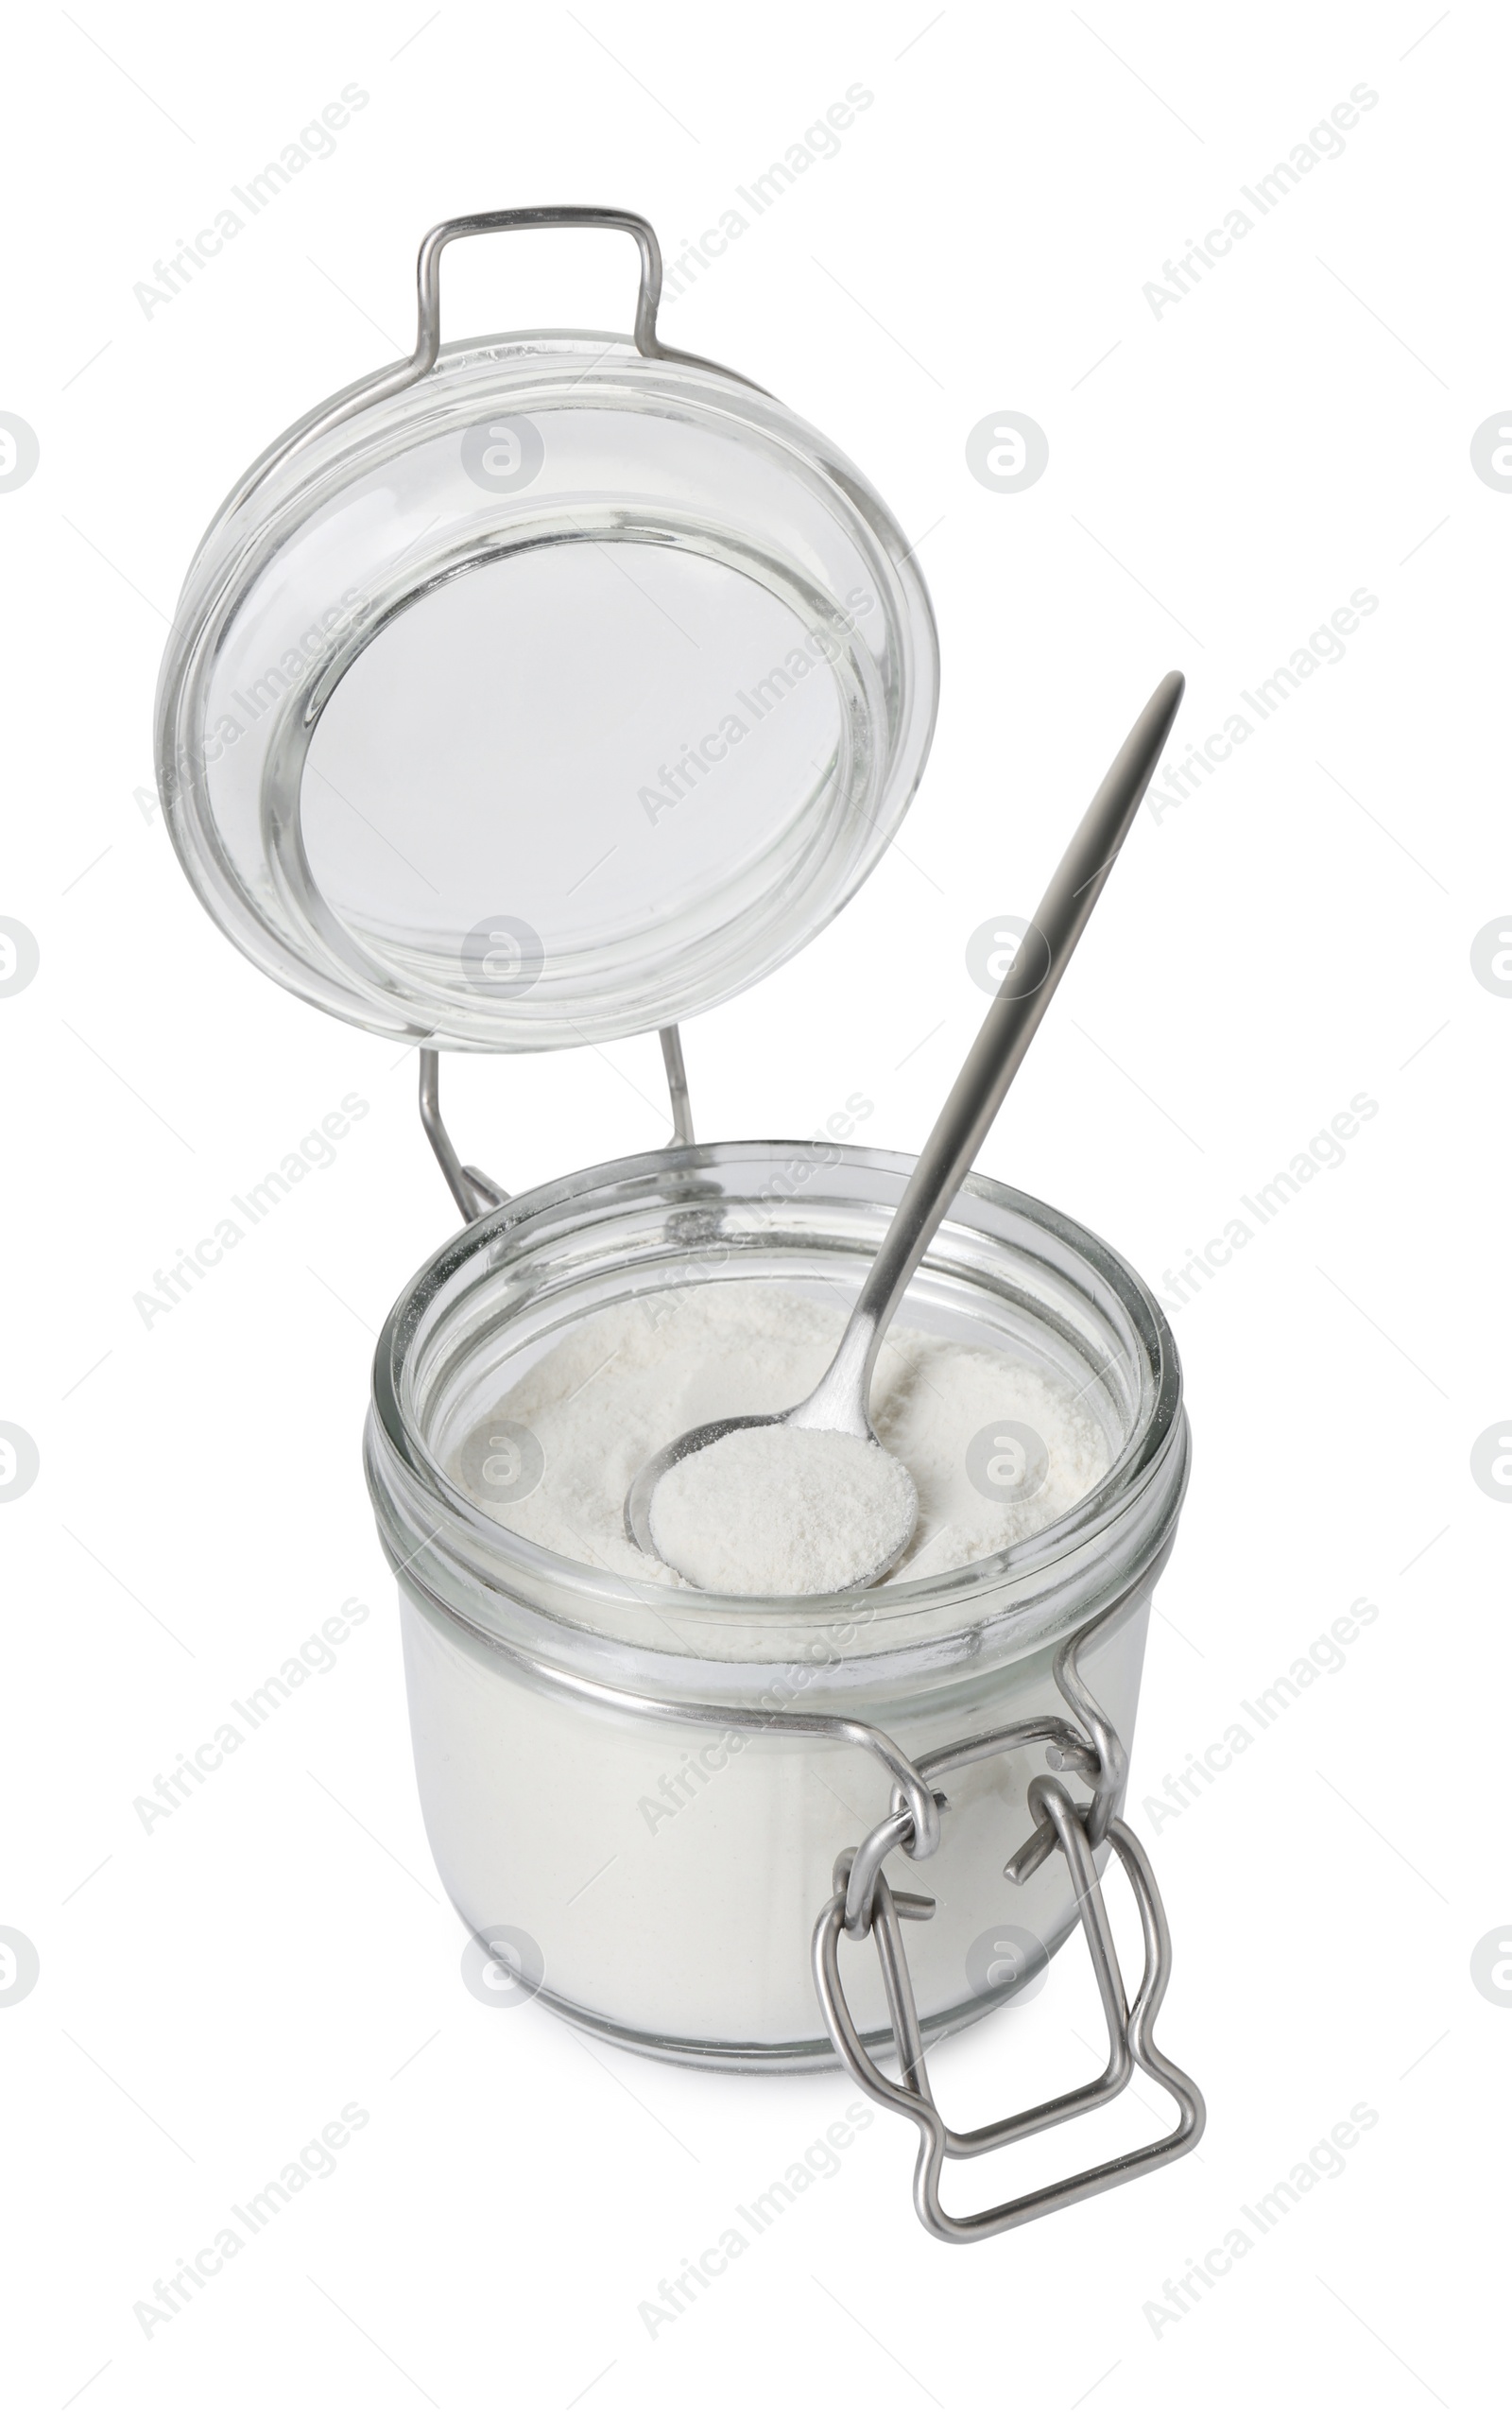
154,209,939,1050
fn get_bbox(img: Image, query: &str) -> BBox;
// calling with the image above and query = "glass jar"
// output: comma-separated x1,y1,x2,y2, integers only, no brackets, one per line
365,1141,1189,2069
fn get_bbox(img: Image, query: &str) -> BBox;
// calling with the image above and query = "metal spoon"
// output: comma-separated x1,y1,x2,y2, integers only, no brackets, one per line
625,671,1186,1589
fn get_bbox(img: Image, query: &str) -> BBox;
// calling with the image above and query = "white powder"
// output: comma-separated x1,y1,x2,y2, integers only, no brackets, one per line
452,1281,1110,1591
648,1426,919,1595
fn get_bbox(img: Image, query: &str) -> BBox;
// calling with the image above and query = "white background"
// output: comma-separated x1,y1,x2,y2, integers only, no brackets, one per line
3,2,1505,2411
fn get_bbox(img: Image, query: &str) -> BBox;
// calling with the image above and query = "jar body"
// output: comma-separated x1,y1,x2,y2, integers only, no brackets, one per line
399,1574,1153,2066
366,1143,1188,2068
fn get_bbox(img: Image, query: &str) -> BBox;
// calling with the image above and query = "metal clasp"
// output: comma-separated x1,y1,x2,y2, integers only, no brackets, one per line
811,1596,1205,2241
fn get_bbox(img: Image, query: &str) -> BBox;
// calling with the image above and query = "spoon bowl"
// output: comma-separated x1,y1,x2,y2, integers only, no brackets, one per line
626,1410,920,1589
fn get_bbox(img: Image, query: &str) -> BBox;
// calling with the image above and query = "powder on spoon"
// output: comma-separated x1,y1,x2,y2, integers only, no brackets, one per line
648,1426,919,1595
450,1280,1111,1592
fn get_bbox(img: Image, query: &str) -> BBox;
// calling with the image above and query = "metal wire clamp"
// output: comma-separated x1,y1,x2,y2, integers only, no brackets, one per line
418,1025,694,1222
811,1600,1205,2241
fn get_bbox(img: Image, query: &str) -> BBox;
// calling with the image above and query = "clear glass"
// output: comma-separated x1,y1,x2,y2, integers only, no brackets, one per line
155,334,938,1049
365,1145,1190,2068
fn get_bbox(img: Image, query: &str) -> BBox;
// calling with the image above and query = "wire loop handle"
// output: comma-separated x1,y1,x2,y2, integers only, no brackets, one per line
415,206,670,367
225,205,758,520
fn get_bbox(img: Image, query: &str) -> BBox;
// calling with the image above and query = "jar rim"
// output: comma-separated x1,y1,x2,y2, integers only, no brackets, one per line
366,1142,1189,1681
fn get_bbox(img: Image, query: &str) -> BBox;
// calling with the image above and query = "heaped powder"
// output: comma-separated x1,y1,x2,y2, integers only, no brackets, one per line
452,1281,1112,1591
649,1426,920,1595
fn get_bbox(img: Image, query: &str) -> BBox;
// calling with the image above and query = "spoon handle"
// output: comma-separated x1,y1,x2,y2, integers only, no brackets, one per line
798,671,1185,1433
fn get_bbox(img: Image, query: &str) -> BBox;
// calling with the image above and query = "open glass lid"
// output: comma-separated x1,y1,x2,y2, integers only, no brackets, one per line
155,208,939,1050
